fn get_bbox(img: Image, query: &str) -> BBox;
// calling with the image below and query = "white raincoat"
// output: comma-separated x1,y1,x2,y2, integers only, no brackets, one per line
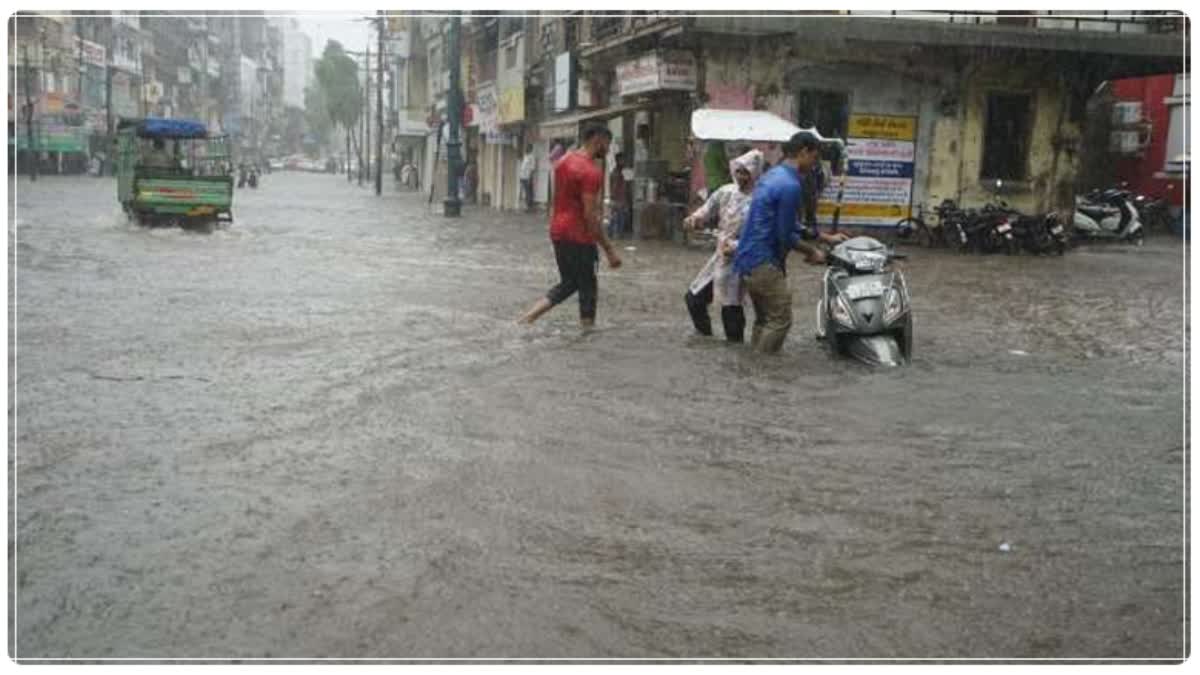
686,149,765,306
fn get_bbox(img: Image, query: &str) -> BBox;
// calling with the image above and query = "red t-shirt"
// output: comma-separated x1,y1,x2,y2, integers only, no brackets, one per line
550,151,603,244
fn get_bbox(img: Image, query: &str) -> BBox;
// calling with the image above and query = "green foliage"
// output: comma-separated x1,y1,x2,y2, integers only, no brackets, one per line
303,84,333,148
313,40,362,133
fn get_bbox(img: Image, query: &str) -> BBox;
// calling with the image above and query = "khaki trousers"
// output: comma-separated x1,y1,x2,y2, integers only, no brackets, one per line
744,263,792,353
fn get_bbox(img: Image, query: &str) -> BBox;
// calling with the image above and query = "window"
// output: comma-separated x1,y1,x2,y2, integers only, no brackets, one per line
794,89,849,138
981,92,1033,181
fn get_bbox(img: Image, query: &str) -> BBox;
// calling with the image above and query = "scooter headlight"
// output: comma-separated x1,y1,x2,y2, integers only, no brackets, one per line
883,286,907,324
831,293,856,328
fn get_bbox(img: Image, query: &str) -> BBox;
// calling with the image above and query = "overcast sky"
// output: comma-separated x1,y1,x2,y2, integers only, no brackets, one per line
294,13,372,56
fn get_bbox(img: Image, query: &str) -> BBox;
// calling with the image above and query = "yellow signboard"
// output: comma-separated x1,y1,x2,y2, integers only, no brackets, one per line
818,201,911,220
499,87,524,125
848,114,916,141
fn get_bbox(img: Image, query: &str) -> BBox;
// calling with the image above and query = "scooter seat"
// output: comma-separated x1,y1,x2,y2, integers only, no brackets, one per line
1079,206,1115,221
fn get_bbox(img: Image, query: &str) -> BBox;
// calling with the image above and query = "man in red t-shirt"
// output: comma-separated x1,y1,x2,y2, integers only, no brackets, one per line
518,124,622,327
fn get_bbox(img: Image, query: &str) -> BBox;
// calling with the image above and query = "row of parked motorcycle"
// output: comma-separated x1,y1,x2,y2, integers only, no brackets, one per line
897,182,1171,255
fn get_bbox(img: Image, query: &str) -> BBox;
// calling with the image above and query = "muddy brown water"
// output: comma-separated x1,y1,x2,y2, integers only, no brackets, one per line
9,174,1186,659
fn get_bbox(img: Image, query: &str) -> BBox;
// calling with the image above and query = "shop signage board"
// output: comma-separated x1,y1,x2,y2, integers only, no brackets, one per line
818,113,917,227
12,119,87,153
476,81,499,134
554,52,572,112
615,51,696,97
498,67,524,124
73,37,106,68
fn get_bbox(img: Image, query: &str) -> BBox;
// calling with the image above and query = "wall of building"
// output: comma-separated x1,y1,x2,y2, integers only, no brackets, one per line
929,61,1082,215
701,37,1086,219
1111,74,1185,206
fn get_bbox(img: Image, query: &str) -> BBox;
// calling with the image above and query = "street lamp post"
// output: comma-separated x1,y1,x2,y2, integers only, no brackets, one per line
443,14,462,218
375,13,384,197
105,23,114,176
21,44,38,182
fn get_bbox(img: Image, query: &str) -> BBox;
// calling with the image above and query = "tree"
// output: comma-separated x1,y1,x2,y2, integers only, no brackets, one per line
303,84,333,151
313,40,362,170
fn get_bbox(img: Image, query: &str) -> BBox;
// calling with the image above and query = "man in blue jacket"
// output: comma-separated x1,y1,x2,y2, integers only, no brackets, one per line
732,131,834,353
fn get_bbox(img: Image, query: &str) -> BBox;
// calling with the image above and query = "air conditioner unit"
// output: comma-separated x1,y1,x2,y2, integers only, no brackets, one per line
1111,101,1143,126
1109,130,1141,154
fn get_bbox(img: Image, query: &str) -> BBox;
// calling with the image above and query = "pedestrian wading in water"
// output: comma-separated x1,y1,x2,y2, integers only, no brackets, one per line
732,131,847,353
518,124,622,327
683,148,765,342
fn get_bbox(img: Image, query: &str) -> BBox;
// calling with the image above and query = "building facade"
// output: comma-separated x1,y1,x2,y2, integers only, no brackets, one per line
388,11,1185,236
9,10,308,174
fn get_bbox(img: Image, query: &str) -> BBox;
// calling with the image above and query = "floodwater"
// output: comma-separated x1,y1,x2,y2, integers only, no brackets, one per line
9,173,1187,660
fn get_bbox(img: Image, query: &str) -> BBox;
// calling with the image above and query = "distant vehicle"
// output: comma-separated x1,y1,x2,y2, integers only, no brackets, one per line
1073,187,1144,244
115,116,233,229
269,158,284,171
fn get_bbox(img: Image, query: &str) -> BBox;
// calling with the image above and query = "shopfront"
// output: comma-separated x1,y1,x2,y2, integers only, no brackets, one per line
612,49,698,239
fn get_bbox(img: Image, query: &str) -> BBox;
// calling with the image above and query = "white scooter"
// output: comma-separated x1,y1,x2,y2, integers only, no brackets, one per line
1073,188,1144,244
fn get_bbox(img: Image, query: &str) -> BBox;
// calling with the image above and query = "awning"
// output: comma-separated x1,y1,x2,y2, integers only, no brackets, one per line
539,103,642,139
691,109,803,143
691,108,847,154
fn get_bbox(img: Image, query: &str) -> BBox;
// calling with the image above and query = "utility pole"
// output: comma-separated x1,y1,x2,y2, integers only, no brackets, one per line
365,41,371,184
77,21,85,101
443,14,462,218
21,44,38,182
358,68,365,187
105,24,113,175
375,12,384,196
138,41,146,117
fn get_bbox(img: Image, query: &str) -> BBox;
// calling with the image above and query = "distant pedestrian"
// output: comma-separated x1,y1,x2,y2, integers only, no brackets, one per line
519,144,537,211
703,141,731,194
548,141,566,165
519,124,622,328
607,151,630,239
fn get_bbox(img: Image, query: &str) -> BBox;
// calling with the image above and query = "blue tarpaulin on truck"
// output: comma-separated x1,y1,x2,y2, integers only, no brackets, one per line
137,118,208,139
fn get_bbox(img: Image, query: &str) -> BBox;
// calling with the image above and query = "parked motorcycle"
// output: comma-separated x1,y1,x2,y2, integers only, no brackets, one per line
1011,212,1068,255
815,236,912,367
1133,192,1171,234
1073,188,1143,244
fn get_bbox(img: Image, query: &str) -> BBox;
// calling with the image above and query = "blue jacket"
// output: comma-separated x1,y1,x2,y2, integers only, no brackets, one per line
732,163,805,277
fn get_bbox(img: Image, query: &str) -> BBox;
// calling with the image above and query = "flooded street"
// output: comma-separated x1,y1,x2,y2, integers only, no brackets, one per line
10,174,1186,659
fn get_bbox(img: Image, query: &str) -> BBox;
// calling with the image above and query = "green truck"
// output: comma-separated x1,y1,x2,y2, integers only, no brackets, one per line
115,117,234,229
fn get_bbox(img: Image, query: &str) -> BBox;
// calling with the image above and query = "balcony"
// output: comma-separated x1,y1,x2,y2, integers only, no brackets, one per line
849,10,1184,34
689,12,1184,61
589,15,623,42
578,13,685,57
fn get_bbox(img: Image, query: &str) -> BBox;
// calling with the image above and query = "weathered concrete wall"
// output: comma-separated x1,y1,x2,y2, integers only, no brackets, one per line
943,61,1081,215
694,35,1085,218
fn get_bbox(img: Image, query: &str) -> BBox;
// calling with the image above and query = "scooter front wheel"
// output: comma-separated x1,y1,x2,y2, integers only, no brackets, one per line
845,334,904,367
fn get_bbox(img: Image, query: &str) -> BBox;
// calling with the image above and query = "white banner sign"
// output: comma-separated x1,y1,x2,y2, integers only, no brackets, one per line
476,82,499,135
554,52,572,112
74,37,106,68
616,51,696,97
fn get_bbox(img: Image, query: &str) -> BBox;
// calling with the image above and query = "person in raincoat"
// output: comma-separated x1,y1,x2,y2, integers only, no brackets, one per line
682,148,765,342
